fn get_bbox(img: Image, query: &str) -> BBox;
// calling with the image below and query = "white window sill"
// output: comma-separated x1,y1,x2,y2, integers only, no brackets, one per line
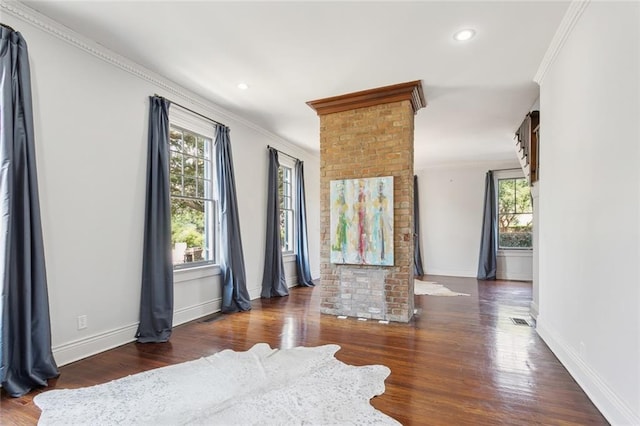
283,252,297,262
497,249,533,257
174,263,221,284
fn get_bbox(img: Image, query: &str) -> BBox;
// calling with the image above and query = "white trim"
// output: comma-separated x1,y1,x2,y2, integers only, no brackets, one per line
170,107,216,140
534,1,591,84
283,253,297,262
52,323,138,367
425,269,476,278
497,249,533,258
279,157,297,254
174,264,221,284
493,169,525,180
529,301,539,320
0,0,318,161
495,272,532,282
173,299,221,326
52,296,222,366
536,318,640,425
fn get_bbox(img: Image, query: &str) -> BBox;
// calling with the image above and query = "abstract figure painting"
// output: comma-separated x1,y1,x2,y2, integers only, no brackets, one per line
330,177,394,265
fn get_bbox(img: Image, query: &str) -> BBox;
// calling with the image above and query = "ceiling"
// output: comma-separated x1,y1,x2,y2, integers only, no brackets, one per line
22,1,568,168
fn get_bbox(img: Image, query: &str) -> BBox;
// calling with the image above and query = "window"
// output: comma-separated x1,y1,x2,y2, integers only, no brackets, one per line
278,162,294,253
497,177,532,249
169,125,216,267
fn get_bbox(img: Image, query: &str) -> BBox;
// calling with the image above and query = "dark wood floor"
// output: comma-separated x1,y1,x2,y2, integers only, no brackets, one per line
1,276,608,425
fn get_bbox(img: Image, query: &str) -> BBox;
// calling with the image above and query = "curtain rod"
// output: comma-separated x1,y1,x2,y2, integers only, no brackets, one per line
153,94,225,127
267,145,299,162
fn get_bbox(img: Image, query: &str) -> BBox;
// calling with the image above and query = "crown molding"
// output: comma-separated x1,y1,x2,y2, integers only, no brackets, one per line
534,0,590,85
307,80,426,116
0,0,318,160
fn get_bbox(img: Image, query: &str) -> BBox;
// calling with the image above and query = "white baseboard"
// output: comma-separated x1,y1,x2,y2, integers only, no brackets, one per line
52,322,138,367
496,272,533,281
53,299,221,367
536,318,639,425
529,300,539,320
173,298,221,326
425,269,476,278
248,276,299,300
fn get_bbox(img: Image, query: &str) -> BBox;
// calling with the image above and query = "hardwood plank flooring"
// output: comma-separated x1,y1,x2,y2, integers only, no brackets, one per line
1,276,608,425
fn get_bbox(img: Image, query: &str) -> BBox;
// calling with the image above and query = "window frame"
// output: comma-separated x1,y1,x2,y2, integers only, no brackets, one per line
494,170,532,251
278,156,296,255
169,108,219,270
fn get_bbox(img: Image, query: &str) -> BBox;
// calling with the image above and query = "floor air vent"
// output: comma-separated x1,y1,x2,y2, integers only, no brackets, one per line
510,317,531,326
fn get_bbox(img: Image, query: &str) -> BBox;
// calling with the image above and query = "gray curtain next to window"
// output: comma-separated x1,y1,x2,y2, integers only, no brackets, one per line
136,96,174,343
477,171,497,280
215,125,252,312
261,148,288,298
413,175,425,277
295,160,314,287
0,27,59,396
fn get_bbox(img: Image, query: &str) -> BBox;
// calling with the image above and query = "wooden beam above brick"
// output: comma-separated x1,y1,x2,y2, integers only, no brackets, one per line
307,80,426,116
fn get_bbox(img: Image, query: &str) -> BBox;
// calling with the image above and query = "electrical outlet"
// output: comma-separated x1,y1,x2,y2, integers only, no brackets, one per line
77,315,88,330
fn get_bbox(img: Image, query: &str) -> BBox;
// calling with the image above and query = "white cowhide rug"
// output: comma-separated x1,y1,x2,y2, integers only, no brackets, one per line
414,279,470,297
34,343,399,425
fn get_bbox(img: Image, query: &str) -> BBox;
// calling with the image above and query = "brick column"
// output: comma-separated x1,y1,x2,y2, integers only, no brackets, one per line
308,81,425,323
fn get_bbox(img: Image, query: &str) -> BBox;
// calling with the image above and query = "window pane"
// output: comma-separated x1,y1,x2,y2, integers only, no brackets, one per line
514,178,532,213
196,158,205,179
279,208,293,252
170,173,182,196
183,177,197,197
197,136,205,158
498,177,532,249
169,124,215,267
171,198,206,265
280,210,286,250
183,156,196,178
170,151,182,173
196,178,206,198
169,128,182,151
498,179,516,214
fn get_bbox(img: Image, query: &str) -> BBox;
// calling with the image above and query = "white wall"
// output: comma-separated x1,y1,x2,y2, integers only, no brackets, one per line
416,161,532,280
536,2,639,424
530,181,540,319
3,6,320,366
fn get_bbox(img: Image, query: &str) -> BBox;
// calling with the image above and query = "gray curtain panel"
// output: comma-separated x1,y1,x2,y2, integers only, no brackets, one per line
261,148,288,298
215,125,252,312
477,171,497,280
413,175,425,277
294,160,314,287
0,27,59,396
136,96,174,343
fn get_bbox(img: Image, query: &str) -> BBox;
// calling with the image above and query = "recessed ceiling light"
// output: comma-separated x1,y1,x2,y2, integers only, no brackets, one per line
237,82,249,90
453,29,476,42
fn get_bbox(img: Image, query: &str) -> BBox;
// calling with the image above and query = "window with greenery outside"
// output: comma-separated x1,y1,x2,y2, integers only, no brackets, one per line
169,126,215,266
498,177,532,249
278,165,294,252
